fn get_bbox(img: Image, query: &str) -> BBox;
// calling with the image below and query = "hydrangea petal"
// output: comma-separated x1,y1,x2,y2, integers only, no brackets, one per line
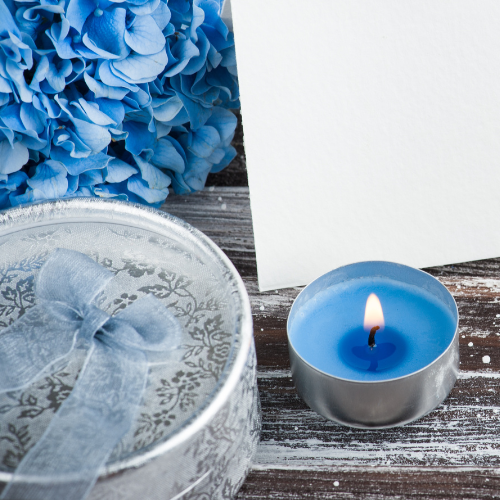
66,0,96,33
151,137,185,173
104,158,138,183
182,153,212,191
83,72,130,100
153,96,184,122
151,1,171,30
206,106,237,143
133,154,171,189
70,117,111,153
51,148,112,176
124,14,165,55
210,144,236,173
0,0,20,38
79,168,104,186
129,0,161,15
0,140,28,174
84,8,129,59
27,159,68,198
188,125,220,158
111,48,168,83
123,120,155,155
127,173,169,204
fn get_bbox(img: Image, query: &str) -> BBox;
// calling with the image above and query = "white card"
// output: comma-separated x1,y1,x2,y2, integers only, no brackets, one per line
231,0,500,291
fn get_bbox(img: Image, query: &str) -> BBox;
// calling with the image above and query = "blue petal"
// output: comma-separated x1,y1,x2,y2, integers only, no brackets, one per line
0,0,20,38
72,98,116,126
124,14,165,55
84,72,130,100
70,117,111,153
66,174,79,195
164,39,199,77
0,140,28,174
182,28,210,76
123,120,155,155
20,102,46,134
79,168,104,186
175,91,212,131
27,160,68,199
111,48,168,83
66,0,96,33
93,182,129,200
129,0,161,15
209,144,236,173
151,137,185,173
53,128,93,158
151,1,171,30
133,154,171,189
205,106,236,143
51,148,112,175
83,8,129,59
104,158,138,183
182,152,212,191
188,125,220,158
127,173,169,204
95,98,125,125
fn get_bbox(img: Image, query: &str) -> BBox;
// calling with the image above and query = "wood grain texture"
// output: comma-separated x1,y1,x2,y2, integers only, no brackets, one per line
161,186,500,499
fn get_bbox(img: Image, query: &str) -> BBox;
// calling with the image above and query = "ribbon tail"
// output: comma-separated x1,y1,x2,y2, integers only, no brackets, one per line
0,305,80,393
0,339,148,500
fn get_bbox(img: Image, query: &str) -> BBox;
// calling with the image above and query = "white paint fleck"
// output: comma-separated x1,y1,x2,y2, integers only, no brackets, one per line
221,203,227,210
209,186,215,191
468,342,474,347
483,355,491,364
486,478,490,482
496,314,500,318
334,481,339,487
294,426,298,430
462,335,465,338
260,305,265,311
470,355,473,357
261,328,264,331
218,196,222,201
494,409,499,413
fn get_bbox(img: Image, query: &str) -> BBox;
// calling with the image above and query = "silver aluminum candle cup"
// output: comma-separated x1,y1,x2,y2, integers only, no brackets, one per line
287,261,459,429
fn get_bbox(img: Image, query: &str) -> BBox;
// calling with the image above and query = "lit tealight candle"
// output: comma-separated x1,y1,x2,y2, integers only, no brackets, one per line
287,261,459,428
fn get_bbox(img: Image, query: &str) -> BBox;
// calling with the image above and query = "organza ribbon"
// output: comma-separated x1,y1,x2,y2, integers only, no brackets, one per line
0,248,181,500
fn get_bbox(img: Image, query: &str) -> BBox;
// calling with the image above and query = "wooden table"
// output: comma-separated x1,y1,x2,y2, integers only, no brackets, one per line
162,122,500,498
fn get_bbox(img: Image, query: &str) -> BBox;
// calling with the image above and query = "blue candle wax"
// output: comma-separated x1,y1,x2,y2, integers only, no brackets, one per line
288,277,457,381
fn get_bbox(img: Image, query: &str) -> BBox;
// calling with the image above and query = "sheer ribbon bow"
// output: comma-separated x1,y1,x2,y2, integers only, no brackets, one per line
0,248,181,500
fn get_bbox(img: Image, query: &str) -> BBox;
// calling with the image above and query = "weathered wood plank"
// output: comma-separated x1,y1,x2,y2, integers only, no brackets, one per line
163,188,256,277
255,371,500,468
238,468,500,499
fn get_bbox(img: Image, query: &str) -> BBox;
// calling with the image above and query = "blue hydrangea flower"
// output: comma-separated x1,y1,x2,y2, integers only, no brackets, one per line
0,0,239,209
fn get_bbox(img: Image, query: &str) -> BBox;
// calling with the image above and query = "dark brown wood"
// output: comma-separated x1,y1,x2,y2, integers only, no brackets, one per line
161,187,500,499
239,469,500,499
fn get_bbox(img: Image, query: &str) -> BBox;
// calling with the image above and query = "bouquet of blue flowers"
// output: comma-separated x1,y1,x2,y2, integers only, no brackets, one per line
0,0,238,208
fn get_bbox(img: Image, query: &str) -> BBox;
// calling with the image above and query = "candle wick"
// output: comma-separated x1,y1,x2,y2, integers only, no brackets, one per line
368,326,380,348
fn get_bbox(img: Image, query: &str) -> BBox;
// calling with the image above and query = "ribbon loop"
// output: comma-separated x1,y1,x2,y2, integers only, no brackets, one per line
36,248,113,313
0,248,181,500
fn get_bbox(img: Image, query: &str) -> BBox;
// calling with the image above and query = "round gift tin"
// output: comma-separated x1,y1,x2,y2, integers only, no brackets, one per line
0,198,259,499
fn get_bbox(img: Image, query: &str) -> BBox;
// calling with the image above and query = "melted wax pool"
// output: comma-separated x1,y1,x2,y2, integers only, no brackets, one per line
288,277,456,382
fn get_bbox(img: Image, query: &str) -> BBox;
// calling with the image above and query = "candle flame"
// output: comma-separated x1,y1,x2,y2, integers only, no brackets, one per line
364,293,385,331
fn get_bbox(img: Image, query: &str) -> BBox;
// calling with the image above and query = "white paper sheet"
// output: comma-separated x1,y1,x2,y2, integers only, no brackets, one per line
231,0,500,291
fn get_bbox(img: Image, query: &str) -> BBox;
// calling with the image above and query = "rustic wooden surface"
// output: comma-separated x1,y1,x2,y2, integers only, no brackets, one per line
161,123,500,498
